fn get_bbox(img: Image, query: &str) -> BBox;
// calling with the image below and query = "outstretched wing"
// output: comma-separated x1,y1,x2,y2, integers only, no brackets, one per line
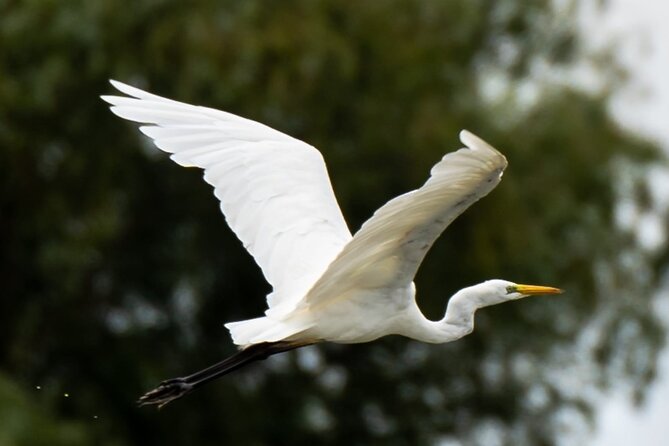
102,81,352,312
305,130,507,308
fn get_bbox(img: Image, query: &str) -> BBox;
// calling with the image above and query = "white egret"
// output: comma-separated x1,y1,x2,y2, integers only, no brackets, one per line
102,80,562,407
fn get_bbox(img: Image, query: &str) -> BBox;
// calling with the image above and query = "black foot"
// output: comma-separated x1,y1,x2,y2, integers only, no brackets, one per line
137,377,194,409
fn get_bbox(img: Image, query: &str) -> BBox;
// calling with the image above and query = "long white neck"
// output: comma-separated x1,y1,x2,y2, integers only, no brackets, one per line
401,285,498,344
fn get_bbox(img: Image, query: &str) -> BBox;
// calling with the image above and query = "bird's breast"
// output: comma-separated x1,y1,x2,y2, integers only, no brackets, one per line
305,285,415,344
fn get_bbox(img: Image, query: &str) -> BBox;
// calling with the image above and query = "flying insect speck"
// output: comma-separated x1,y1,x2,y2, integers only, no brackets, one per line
102,81,562,408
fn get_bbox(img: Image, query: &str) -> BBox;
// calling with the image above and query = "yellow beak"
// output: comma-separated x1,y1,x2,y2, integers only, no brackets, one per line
513,284,564,296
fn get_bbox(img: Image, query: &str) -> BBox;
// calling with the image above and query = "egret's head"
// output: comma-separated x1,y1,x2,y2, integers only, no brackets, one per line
480,279,563,305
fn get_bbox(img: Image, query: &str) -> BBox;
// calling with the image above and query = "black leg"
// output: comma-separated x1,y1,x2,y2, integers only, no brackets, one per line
137,341,314,408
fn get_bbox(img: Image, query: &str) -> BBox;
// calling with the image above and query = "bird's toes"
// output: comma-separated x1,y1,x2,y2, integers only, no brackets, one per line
137,378,193,408
159,377,185,386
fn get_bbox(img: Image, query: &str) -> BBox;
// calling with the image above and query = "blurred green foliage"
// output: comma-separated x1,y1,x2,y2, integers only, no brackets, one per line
0,0,664,445
0,374,92,446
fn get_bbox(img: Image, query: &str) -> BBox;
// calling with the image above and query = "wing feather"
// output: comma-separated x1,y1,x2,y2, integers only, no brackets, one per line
102,81,352,313
305,130,507,308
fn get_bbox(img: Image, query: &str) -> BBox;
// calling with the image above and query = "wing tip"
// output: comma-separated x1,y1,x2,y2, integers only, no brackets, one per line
107,79,150,100
109,79,132,95
100,94,116,105
460,129,486,150
459,129,507,166
102,80,139,104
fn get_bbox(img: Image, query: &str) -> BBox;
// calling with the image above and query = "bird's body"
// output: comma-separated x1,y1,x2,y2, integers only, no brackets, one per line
289,283,418,345
102,80,562,407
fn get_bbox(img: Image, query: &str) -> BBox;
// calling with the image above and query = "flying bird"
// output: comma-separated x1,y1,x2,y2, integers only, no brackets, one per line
102,80,562,408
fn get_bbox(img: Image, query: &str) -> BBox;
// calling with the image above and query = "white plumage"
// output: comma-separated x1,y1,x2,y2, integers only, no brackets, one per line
103,80,351,326
103,81,562,407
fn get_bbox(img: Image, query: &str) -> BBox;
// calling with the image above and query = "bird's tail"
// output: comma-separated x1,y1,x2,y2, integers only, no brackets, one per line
137,340,313,408
225,315,312,346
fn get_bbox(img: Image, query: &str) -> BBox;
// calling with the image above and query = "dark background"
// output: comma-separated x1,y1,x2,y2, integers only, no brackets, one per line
0,1,666,445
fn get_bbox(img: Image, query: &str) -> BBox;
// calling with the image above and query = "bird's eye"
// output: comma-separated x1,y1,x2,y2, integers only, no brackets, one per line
506,286,516,294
